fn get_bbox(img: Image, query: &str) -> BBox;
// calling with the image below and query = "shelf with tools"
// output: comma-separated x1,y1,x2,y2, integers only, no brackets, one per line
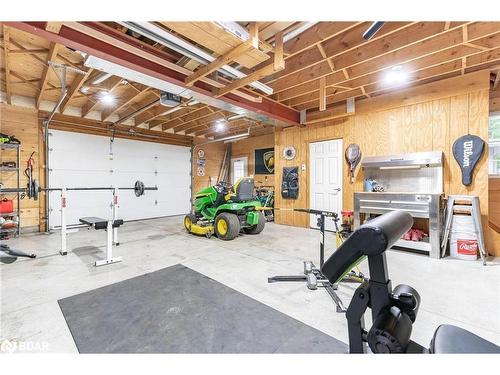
0,142,21,237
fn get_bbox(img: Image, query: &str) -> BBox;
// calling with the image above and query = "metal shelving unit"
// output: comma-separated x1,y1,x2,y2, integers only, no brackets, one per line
1,143,21,237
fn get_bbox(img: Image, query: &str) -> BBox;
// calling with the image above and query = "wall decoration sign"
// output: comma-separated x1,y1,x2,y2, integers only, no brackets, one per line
255,147,275,174
283,146,296,160
452,134,485,186
197,158,206,167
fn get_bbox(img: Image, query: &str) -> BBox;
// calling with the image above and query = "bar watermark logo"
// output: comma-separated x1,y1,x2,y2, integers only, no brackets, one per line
1,339,49,353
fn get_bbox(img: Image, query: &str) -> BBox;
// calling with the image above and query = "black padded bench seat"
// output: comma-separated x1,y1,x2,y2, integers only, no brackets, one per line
79,217,124,230
430,325,500,354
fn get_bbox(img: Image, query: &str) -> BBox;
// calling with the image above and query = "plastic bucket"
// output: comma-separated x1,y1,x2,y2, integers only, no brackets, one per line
449,214,478,261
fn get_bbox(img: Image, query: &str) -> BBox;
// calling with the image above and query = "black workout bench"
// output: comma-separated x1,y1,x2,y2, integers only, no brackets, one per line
79,217,124,267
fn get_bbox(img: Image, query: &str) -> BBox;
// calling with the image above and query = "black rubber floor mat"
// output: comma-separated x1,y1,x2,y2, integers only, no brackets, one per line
58,264,347,353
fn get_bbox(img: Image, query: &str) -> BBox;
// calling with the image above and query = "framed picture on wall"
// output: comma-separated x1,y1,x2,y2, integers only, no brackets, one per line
255,147,275,174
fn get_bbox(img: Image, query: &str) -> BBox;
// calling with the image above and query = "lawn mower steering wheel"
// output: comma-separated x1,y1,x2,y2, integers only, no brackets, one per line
215,181,232,193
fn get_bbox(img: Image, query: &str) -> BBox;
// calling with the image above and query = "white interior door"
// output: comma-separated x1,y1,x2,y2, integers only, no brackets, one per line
231,157,248,184
309,139,343,230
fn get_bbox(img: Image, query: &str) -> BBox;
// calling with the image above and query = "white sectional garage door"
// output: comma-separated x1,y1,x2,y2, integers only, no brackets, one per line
48,130,191,228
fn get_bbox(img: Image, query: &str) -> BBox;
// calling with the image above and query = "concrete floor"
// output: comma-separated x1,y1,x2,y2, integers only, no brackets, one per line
1,216,499,353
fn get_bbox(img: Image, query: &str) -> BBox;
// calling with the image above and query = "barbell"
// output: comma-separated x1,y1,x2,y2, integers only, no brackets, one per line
0,180,157,200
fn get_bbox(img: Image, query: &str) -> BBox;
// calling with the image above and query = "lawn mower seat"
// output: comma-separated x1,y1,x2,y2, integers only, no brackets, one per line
228,177,255,202
430,325,500,354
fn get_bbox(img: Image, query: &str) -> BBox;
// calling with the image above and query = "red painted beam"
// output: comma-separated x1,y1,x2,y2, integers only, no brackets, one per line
5,21,300,126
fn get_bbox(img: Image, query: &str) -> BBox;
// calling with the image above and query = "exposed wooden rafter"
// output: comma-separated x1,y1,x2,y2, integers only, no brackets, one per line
59,68,93,113
185,23,260,87
101,85,150,122
215,31,285,97
81,75,123,117
36,42,60,108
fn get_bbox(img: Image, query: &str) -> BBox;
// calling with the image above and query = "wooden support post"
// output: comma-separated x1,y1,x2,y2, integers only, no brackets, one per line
2,25,12,104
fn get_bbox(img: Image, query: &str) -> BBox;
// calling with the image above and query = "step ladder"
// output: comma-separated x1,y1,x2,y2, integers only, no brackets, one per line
441,195,487,265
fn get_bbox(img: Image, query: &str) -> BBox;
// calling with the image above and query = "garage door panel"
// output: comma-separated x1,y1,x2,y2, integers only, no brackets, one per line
48,130,191,228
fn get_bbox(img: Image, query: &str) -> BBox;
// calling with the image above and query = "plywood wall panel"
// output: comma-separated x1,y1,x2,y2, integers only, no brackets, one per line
274,71,498,256
0,103,42,230
231,133,275,187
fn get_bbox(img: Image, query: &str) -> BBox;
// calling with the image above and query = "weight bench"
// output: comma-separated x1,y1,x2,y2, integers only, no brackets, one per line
79,217,124,267
321,210,499,354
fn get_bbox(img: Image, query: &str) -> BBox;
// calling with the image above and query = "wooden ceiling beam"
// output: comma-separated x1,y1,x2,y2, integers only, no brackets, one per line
215,32,285,97
45,22,63,34
200,120,253,138
2,25,12,104
277,25,500,104
261,22,411,85
185,23,259,87
42,112,192,147
493,71,500,90
284,22,361,58
101,86,150,121
160,105,211,130
59,68,93,113
36,42,60,108
173,111,226,133
291,41,500,110
271,22,468,94
299,54,500,113
9,48,48,55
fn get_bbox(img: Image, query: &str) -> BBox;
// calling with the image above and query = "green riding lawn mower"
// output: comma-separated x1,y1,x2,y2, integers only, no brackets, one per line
184,177,267,240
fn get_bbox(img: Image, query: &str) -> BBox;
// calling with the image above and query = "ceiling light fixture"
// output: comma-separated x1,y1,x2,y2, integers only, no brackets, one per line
384,65,409,86
99,91,114,104
215,120,227,132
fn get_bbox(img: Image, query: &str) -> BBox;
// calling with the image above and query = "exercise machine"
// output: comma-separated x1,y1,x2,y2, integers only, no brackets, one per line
268,208,365,313
0,180,157,266
321,210,500,353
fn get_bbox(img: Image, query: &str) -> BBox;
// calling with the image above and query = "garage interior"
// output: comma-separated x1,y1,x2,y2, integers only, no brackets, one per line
1,18,500,356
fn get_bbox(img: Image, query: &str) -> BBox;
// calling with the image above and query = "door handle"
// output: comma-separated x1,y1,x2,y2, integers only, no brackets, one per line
332,188,341,192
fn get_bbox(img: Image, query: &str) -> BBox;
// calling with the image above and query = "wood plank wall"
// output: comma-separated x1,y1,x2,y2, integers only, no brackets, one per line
0,103,44,230
274,70,500,256
231,133,275,187
191,141,227,197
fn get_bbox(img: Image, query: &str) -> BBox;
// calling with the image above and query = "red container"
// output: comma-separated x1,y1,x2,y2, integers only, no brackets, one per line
0,198,14,214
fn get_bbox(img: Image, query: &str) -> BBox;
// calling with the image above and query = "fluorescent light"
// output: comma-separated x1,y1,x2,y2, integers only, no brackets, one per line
92,72,113,84
227,114,246,121
85,55,189,97
383,65,409,86
119,22,274,95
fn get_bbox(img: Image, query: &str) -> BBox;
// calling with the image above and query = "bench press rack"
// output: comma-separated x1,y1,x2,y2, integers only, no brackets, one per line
268,208,365,313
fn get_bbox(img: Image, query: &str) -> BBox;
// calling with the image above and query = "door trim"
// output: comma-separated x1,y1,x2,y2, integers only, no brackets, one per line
308,138,343,229
231,156,248,184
